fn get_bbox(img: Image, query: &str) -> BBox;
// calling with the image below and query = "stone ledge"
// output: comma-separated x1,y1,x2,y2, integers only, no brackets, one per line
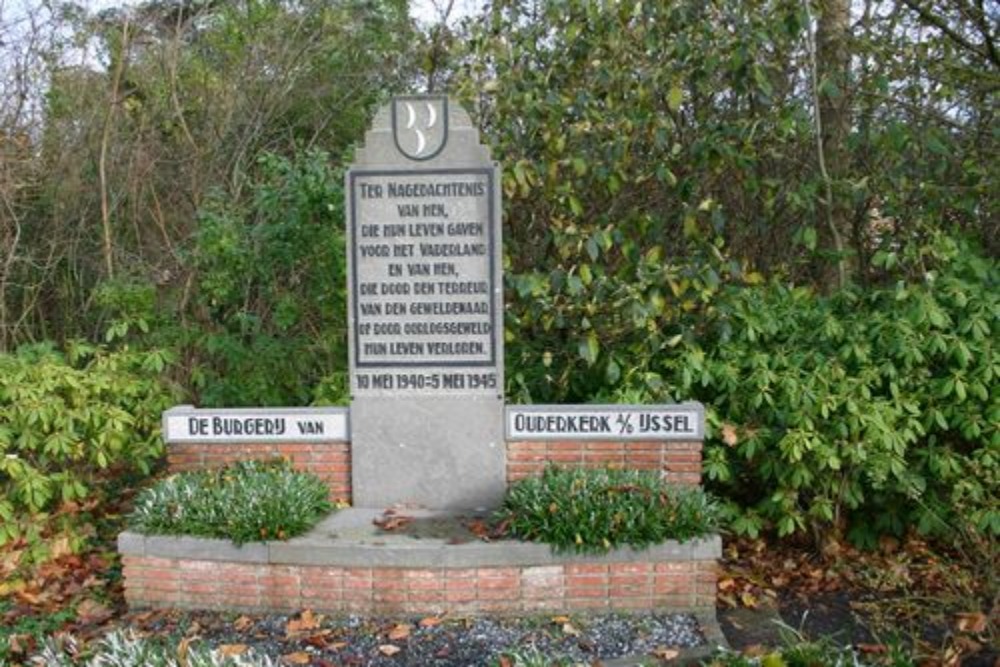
119,508,721,568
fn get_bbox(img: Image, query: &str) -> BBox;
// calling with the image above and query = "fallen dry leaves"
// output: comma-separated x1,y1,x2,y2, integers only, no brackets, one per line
285,609,323,638
373,508,414,532
387,622,412,641
378,643,402,656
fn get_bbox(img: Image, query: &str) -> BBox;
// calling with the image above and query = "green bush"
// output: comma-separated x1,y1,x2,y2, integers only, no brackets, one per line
0,342,175,550
662,232,999,544
129,460,332,544
497,466,720,553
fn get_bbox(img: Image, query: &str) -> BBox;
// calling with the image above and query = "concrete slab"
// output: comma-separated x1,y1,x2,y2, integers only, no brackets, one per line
125,509,722,568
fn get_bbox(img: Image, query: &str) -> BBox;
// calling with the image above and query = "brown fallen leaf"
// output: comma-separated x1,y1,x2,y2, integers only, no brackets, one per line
550,615,571,624
177,636,194,662
76,598,112,625
498,656,514,667
374,512,413,531
217,644,248,657
282,650,312,665
233,615,254,632
7,633,32,656
561,622,580,636
857,643,887,655
418,616,443,628
378,644,402,656
304,630,333,648
653,646,680,660
286,609,322,637
954,611,987,634
387,623,411,641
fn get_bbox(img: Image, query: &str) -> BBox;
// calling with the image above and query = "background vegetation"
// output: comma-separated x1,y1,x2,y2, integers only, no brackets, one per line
0,0,995,552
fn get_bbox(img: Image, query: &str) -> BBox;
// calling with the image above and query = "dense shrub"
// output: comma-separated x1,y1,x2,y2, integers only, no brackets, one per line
129,460,332,544
661,233,998,544
0,343,175,549
497,466,720,553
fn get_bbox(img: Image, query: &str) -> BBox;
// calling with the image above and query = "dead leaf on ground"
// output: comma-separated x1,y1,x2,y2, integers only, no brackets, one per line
286,609,323,637
418,616,443,628
387,623,411,641
49,535,74,560
561,622,580,636
282,650,312,664
954,611,987,634
498,656,514,667
374,513,413,531
378,644,402,656
76,598,112,625
233,615,254,631
217,644,248,657
7,633,33,656
857,643,887,655
177,636,194,662
653,646,680,660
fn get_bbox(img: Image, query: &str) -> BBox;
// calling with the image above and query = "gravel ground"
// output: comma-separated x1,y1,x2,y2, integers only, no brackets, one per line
135,610,708,666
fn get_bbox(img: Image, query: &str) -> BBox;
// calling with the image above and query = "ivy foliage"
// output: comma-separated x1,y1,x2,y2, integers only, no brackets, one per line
497,466,720,553
0,343,175,548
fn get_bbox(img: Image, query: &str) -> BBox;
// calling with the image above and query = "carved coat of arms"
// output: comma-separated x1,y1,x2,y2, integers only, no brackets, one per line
392,96,448,161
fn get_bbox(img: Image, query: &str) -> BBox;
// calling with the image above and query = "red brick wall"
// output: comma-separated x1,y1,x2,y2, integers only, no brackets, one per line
122,556,717,615
506,440,702,485
165,439,702,504
167,443,352,502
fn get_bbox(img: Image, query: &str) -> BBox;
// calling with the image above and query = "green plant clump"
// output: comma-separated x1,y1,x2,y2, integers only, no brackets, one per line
36,630,276,666
497,466,719,554
128,460,332,544
0,342,175,551
669,233,999,544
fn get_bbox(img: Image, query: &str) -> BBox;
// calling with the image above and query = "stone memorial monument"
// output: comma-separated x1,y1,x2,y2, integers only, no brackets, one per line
346,96,505,509
123,96,719,624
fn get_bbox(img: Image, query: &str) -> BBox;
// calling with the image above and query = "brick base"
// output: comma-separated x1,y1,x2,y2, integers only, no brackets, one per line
167,443,352,502
507,440,702,485
122,556,717,615
165,439,702,506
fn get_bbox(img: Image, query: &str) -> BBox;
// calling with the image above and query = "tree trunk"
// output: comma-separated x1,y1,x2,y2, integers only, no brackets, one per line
816,0,852,287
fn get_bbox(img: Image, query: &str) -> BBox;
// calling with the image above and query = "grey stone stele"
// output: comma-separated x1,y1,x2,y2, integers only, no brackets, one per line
347,98,505,511
118,509,722,568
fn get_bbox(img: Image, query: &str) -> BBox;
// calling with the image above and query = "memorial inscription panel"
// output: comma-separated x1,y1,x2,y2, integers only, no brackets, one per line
349,169,498,393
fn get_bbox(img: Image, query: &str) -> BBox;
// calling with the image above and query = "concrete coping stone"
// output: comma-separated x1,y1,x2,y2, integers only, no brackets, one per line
119,509,721,568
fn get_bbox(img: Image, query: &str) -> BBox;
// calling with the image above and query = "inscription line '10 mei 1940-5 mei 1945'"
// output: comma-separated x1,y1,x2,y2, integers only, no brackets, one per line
350,168,498,393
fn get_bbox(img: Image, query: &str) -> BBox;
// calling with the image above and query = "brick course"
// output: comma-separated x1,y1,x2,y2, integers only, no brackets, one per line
122,557,717,615
506,440,702,485
166,438,703,504
167,443,352,502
